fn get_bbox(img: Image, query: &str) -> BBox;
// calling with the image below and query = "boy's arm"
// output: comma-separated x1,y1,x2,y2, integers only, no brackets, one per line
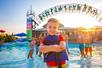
39,36,60,53
39,41,66,53
58,41,66,51
39,44,58,53
56,35,66,51
39,35,66,53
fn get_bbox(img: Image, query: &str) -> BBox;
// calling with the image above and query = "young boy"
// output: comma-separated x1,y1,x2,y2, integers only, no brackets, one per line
39,18,68,68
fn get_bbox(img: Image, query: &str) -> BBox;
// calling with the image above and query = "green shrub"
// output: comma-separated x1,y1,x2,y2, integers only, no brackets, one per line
4,34,14,42
0,34,16,43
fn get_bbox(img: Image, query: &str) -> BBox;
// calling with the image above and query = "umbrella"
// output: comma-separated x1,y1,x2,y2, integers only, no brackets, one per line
0,29,5,33
13,33,26,37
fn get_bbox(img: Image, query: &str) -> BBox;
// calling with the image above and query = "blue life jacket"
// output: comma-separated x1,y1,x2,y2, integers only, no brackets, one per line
43,35,68,62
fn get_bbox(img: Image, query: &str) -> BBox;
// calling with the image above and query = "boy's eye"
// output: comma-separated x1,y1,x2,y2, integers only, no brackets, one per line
53,26,57,29
49,26,51,28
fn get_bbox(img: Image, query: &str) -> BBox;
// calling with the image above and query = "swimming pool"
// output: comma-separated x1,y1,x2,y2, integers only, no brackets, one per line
0,41,102,68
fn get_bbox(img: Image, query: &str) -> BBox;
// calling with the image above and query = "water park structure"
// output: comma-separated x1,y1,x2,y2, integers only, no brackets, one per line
26,3,102,42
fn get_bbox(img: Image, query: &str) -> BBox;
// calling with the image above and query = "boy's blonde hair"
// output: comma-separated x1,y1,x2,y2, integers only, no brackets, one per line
47,18,60,27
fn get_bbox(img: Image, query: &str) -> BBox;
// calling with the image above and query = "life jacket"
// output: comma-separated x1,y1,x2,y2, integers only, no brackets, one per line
43,35,68,62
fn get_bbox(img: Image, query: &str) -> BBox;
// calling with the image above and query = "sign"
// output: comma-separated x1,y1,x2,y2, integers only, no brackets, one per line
33,3,102,29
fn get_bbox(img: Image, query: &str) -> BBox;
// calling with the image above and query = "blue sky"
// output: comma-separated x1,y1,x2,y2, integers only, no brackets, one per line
0,0,102,34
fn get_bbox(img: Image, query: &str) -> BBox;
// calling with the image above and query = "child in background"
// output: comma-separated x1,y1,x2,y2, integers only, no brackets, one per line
28,37,36,59
77,33,85,57
84,32,93,57
35,36,43,57
79,43,85,57
39,18,68,68
84,44,93,57
35,37,40,55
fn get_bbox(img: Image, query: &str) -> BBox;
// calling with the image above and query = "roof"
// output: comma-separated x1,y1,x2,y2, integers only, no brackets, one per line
33,27,76,31
43,23,64,28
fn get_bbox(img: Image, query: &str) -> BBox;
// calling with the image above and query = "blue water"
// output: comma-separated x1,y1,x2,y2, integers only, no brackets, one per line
0,41,101,68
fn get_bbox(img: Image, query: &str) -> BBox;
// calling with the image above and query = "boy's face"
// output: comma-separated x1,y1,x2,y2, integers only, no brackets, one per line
46,22,59,35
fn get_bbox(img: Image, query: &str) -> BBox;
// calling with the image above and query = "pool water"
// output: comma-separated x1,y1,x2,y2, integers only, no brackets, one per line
0,41,102,68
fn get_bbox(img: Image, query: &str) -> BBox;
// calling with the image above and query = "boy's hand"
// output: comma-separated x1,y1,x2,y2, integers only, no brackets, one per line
39,46,47,53
59,45,66,50
39,45,66,53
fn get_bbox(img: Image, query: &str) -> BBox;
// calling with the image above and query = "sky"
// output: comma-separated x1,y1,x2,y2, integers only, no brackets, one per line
0,0,102,34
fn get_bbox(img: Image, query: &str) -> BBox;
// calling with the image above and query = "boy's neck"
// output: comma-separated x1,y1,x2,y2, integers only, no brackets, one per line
48,33,59,36
48,34,56,36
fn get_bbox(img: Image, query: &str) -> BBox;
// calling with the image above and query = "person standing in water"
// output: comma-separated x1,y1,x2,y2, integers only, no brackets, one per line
77,32,85,57
84,31,93,57
28,37,36,59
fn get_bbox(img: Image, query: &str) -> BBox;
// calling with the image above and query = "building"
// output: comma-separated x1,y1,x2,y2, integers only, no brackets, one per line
32,24,102,43
32,23,78,42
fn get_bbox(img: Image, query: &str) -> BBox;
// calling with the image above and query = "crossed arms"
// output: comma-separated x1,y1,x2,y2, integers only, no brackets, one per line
39,41,66,53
